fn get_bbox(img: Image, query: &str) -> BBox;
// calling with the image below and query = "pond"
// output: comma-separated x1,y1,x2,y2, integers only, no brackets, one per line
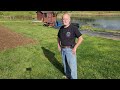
71,16,120,30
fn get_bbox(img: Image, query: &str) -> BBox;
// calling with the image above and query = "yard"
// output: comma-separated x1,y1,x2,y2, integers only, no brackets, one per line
0,21,120,79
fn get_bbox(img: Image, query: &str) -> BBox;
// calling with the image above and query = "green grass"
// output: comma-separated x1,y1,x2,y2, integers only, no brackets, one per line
0,21,120,79
78,35,120,79
0,11,36,21
0,11,35,16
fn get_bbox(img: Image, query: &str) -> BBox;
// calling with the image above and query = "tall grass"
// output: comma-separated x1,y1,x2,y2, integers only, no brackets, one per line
0,11,36,21
57,11,120,18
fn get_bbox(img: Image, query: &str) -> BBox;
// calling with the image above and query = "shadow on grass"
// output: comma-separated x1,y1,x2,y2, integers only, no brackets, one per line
41,47,64,74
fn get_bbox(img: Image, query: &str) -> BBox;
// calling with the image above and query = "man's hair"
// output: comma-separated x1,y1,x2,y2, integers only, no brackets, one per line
62,13,71,17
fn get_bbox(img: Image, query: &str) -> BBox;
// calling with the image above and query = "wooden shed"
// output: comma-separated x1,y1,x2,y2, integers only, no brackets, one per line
36,11,57,27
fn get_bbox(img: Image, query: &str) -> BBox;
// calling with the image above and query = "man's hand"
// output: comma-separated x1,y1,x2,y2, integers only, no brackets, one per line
58,45,61,52
72,47,76,55
72,36,83,55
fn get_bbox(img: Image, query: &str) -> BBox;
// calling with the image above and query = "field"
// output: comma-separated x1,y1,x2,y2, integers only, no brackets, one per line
0,21,120,79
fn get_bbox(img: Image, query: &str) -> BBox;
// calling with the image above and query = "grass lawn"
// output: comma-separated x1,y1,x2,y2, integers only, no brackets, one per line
0,21,120,79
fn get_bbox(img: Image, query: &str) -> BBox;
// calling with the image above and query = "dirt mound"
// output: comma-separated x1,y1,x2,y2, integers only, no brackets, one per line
0,26,37,51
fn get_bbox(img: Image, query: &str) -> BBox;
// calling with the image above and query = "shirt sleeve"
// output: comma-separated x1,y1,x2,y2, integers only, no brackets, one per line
74,27,82,38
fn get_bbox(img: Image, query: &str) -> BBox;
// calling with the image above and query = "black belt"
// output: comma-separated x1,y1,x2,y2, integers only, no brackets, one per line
61,45,73,48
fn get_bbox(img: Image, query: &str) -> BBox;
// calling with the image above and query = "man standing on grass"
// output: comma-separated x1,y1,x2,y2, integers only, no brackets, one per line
57,13,83,79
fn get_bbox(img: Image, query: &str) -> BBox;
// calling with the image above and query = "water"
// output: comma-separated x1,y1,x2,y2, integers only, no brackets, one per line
71,16,120,30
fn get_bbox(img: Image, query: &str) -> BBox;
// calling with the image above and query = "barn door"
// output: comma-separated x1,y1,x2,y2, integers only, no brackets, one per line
47,13,52,23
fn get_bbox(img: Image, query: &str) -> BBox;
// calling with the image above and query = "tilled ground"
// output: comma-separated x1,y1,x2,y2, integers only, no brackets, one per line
0,26,37,51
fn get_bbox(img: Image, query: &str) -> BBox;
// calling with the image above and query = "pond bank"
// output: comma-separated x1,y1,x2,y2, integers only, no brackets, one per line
81,30,120,40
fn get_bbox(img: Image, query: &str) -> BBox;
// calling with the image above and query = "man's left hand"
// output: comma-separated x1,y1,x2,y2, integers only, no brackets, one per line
72,47,76,55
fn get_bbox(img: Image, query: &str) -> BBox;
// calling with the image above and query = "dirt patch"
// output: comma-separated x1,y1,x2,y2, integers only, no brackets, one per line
0,26,37,51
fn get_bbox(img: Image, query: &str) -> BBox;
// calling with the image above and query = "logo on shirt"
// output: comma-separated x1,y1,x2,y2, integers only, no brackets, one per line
66,32,71,37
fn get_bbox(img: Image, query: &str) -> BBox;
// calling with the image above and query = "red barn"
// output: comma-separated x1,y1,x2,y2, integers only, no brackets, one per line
36,11,57,27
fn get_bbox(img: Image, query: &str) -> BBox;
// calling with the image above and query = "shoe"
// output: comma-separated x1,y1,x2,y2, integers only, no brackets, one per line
62,75,68,79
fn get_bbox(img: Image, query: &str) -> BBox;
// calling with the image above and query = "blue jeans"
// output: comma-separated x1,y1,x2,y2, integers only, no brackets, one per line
61,48,77,79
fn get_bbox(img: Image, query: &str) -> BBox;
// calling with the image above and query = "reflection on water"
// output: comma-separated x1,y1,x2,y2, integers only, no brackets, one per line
94,19,120,30
71,17,120,30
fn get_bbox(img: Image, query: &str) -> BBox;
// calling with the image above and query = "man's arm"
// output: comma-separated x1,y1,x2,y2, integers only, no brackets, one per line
57,37,61,52
72,36,83,54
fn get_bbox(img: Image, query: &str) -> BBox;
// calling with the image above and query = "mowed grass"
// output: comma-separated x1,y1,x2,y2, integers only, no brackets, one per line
0,21,120,79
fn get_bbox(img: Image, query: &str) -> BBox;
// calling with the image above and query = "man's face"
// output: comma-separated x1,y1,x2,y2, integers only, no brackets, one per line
62,14,70,26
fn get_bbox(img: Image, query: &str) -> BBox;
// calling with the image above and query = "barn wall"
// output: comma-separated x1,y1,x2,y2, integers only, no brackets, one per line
37,11,57,26
37,12,43,21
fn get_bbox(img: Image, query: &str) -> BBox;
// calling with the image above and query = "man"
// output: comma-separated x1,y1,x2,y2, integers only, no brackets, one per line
57,13,83,79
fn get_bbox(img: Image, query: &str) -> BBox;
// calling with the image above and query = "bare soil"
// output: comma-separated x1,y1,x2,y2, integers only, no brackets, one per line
0,26,37,51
